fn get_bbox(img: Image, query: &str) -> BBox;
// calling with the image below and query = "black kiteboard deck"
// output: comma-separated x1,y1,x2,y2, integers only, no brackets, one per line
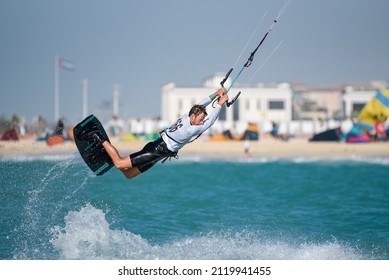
73,114,113,176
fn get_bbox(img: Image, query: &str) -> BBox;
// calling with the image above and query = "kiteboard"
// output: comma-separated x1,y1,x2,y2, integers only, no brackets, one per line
73,114,113,176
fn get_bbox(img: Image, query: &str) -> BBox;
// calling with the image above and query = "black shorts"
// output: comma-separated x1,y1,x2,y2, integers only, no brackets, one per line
130,137,176,173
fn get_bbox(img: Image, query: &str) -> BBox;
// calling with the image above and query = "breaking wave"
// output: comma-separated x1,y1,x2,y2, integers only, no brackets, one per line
50,204,363,260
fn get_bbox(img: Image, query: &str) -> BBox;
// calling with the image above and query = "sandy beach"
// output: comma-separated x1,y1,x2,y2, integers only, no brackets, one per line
1,137,389,158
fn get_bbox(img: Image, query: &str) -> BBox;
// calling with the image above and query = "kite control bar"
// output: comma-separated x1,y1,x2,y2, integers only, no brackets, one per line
220,68,233,88
219,68,241,107
214,19,278,108
213,0,290,108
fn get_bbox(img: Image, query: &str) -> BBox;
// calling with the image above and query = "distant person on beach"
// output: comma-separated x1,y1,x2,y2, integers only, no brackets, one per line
268,121,288,141
371,120,387,141
87,88,229,179
270,121,279,138
244,136,250,155
54,118,64,136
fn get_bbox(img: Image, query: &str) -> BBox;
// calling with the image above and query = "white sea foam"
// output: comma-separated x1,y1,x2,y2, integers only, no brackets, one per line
2,152,389,166
50,204,363,260
0,153,78,162
347,155,389,165
176,154,389,166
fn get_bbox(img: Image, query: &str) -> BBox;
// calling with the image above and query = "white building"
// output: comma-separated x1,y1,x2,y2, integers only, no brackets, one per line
342,86,377,119
161,74,292,134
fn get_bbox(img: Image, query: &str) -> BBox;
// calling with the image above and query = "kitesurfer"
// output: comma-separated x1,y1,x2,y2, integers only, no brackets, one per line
89,88,228,179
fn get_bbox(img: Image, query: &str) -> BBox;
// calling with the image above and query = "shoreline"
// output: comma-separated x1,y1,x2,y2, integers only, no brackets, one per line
1,138,389,159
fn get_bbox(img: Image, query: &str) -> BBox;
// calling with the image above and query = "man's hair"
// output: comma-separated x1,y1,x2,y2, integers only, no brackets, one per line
189,104,207,117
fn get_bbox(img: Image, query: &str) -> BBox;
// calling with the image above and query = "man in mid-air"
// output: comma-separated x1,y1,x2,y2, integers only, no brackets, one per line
88,88,228,180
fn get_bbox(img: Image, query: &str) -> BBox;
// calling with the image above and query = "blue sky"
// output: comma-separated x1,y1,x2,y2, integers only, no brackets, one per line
1,0,388,124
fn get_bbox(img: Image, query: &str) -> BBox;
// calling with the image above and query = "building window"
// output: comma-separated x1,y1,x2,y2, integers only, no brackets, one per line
352,103,365,114
257,100,261,110
245,100,250,110
268,100,285,110
233,99,240,121
178,99,183,111
219,105,226,121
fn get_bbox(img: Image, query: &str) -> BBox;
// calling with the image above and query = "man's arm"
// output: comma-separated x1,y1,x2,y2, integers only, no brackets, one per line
198,88,227,107
209,88,226,100
196,94,229,133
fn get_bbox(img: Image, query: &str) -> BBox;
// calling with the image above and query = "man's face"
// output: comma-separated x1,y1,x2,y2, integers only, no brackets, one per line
190,112,206,125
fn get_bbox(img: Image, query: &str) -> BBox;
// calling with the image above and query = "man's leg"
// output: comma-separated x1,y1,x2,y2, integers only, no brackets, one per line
120,167,142,180
102,141,141,179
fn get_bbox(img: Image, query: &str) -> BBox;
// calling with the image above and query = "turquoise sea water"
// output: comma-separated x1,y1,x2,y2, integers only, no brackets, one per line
0,153,388,260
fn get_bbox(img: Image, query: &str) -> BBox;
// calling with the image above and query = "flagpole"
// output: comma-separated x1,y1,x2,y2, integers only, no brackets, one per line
82,79,88,119
54,55,60,122
113,84,120,118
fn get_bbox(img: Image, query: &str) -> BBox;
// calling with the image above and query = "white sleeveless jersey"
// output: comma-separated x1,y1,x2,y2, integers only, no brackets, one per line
162,96,222,152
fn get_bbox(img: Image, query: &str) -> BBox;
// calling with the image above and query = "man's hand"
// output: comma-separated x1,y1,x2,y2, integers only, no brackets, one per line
218,94,229,106
215,87,227,98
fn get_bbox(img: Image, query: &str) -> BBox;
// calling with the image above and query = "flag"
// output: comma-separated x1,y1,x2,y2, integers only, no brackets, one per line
58,57,75,71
